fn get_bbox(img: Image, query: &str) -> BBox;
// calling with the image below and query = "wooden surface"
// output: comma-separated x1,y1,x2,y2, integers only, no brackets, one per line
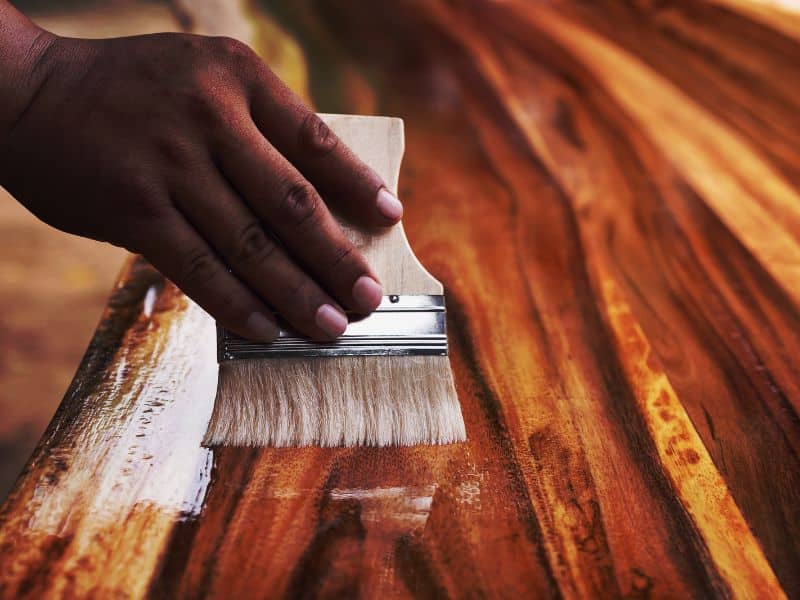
2,1,800,598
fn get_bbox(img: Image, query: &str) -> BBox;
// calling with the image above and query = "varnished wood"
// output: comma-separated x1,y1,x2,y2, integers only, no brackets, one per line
2,1,800,598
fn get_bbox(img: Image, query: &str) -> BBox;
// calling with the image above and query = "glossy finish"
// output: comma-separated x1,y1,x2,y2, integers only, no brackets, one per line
2,1,800,597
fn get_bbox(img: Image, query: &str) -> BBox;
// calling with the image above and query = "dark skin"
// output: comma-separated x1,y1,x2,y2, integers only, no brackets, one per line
0,2,403,341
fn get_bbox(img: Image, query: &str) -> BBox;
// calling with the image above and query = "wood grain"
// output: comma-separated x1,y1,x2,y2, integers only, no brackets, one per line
2,0,800,598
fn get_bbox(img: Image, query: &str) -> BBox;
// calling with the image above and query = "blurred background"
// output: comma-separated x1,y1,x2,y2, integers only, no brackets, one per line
0,0,312,501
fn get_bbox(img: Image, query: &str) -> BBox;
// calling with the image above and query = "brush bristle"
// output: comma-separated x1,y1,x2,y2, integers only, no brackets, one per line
203,356,465,447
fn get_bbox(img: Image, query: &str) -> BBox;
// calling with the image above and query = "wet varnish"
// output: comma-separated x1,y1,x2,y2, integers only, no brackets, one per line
1,1,799,598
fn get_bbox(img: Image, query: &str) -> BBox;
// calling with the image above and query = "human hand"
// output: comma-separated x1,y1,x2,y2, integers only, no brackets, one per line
0,25,403,342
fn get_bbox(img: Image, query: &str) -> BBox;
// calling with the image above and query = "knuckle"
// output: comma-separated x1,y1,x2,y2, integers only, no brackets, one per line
135,196,172,223
328,244,355,270
183,85,220,123
215,36,255,63
153,134,194,170
286,277,314,309
180,249,217,286
120,169,155,200
230,221,276,264
118,172,172,221
298,113,339,157
279,183,320,227
178,34,205,55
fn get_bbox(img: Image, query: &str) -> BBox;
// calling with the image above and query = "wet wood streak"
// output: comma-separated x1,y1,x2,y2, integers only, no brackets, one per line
1,1,799,597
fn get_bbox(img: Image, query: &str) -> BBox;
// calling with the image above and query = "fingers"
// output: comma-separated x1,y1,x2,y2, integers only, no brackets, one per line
171,165,351,340
213,124,384,316
246,69,403,226
140,211,279,343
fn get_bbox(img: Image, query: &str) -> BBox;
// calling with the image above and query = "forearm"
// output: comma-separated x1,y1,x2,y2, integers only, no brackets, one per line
0,1,55,132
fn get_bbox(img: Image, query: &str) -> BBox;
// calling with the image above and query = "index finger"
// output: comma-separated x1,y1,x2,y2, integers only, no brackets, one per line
246,68,403,226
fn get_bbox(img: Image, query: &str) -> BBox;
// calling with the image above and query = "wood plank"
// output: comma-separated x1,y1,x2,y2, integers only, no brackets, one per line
2,1,799,598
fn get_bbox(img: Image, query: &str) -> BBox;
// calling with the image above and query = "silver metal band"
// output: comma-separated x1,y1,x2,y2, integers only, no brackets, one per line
217,295,448,361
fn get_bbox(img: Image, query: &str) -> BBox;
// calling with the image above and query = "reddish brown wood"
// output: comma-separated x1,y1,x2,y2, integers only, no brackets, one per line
1,1,799,598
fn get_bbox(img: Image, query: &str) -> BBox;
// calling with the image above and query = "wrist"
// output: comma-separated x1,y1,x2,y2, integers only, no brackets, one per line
0,2,58,133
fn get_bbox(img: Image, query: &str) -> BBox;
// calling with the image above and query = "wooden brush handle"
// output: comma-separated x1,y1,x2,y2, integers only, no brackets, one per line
319,114,442,295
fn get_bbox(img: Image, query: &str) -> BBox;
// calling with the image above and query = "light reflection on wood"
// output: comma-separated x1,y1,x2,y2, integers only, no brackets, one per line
0,1,799,598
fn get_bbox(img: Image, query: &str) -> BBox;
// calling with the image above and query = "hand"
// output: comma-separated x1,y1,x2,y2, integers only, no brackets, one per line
0,27,404,342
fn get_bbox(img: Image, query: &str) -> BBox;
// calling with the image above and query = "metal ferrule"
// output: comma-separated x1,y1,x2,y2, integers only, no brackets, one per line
217,295,448,361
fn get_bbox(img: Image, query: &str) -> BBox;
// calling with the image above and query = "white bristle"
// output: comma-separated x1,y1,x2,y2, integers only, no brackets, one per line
203,355,465,447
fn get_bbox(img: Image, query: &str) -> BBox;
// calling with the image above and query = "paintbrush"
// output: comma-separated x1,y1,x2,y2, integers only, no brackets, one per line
203,114,465,447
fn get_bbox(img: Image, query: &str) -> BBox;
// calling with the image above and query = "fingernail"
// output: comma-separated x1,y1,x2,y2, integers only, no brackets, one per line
352,275,383,312
247,312,278,342
315,304,348,337
376,188,403,221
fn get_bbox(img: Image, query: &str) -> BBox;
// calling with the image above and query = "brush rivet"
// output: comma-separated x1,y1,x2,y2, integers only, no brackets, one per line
389,295,400,303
